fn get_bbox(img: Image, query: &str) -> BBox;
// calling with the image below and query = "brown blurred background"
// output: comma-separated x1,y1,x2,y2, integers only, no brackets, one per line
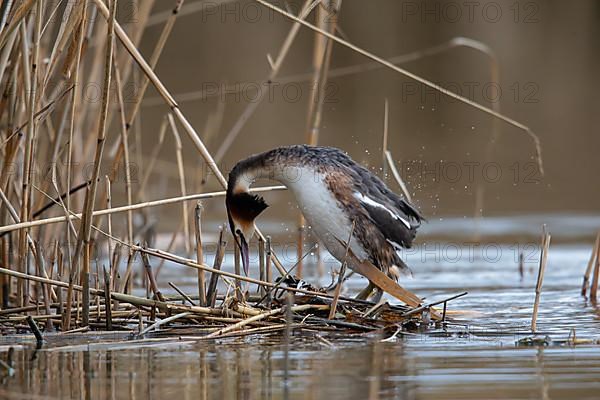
118,0,599,231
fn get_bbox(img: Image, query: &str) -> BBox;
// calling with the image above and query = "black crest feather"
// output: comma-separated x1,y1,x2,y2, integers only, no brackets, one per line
226,192,269,222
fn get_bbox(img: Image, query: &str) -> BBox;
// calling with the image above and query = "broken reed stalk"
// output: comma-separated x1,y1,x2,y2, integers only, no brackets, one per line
582,231,600,297
590,235,600,303
519,251,524,281
141,251,164,302
259,237,266,296
103,266,112,330
194,202,207,306
532,230,551,332
207,227,226,307
120,251,135,295
265,236,273,306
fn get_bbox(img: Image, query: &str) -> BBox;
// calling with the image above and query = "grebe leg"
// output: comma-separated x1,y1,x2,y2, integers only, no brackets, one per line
356,281,376,300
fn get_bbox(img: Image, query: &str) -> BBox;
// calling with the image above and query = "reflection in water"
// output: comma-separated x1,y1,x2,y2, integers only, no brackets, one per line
3,338,600,399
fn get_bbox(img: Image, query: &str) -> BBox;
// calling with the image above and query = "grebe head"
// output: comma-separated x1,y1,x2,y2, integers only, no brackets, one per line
226,165,269,274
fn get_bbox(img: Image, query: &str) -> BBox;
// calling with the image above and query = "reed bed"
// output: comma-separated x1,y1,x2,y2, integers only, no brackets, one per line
0,1,553,343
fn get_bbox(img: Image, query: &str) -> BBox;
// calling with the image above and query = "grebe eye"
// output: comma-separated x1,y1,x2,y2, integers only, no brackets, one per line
235,229,242,235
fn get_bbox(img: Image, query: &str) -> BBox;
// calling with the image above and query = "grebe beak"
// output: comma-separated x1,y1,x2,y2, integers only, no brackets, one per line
239,233,250,276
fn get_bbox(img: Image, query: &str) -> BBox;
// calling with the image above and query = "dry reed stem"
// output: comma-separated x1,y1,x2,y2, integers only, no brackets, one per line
472,43,501,224
258,236,266,296
284,291,292,392
385,151,412,203
111,55,133,248
103,266,112,330
167,113,191,254
194,202,207,306
104,176,113,277
254,0,544,175
17,1,42,307
0,186,285,233
64,0,88,271
0,0,15,36
168,282,196,306
73,0,117,327
305,1,339,146
265,236,273,305
82,242,91,325
381,99,389,177
531,230,550,332
582,232,600,297
0,0,36,49
1,248,389,331
207,226,225,307
205,303,328,338
139,311,191,337
141,251,164,302
328,220,354,319
379,99,413,202
234,242,242,301
42,0,84,88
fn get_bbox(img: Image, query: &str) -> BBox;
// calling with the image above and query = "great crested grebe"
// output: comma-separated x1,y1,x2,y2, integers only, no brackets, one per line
226,145,423,301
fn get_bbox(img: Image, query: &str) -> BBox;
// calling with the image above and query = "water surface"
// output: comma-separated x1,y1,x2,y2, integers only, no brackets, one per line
1,216,599,399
